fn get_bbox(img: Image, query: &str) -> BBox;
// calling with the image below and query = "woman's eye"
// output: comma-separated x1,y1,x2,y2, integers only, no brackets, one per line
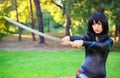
92,23,95,25
98,22,102,25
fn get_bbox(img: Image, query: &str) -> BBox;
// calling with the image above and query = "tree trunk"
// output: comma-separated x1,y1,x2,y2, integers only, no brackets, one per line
65,0,71,36
29,0,36,41
15,0,22,41
66,16,71,36
116,13,120,42
34,0,45,43
51,0,71,36
98,3,105,13
115,23,117,42
47,19,50,32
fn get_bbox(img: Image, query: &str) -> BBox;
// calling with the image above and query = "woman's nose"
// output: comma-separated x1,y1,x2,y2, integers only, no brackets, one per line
95,24,99,29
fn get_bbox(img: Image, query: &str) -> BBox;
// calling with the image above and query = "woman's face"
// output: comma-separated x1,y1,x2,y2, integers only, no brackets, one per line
92,20,103,34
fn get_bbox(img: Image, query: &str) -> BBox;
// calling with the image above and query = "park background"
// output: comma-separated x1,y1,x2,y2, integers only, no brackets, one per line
0,0,120,78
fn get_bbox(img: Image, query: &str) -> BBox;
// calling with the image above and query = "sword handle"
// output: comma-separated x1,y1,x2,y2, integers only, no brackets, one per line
69,41,73,45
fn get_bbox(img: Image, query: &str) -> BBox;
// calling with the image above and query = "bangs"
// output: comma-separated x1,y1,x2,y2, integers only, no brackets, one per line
91,20,102,25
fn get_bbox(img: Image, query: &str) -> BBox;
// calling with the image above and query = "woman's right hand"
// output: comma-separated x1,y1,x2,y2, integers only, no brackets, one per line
61,36,71,46
71,40,83,49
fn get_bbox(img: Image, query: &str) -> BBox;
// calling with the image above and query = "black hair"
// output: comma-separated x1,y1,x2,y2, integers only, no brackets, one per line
88,12,108,35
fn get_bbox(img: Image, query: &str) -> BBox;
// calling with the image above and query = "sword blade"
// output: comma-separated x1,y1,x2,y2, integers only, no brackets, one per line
4,16,61,42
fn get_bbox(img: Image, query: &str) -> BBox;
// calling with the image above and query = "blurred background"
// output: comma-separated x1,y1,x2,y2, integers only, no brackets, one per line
0,1,120,78
0,0,120,43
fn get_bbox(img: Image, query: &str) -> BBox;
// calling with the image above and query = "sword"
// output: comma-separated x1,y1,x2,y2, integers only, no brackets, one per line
4,16,61,42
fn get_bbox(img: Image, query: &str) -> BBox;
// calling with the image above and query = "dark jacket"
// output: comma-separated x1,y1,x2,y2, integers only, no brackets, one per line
70,32,113,78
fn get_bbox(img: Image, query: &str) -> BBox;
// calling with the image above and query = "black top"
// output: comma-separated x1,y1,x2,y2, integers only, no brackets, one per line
70,32,113,78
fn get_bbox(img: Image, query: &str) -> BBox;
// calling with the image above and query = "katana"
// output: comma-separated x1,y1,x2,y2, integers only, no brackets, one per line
4,16,61,42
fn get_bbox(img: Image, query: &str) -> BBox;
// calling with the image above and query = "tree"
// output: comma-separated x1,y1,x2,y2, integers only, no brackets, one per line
29,0,36,41
64,0,71,36
34,0,45,43
0,0,15,41
14,0,22,41
116,11,120,42
50,0,72,36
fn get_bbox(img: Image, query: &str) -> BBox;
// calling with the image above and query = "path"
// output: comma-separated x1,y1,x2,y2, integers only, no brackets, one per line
0,34,72,51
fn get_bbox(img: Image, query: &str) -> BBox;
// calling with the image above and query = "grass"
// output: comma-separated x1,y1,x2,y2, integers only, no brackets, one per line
0,49,120,78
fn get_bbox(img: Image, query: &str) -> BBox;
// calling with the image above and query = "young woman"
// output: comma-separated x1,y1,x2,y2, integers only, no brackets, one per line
61,12,114,78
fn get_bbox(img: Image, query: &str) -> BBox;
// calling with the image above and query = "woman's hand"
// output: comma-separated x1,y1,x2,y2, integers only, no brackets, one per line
110,37,115,44
61,36,71,45
61,36,83,48
71,40,83,49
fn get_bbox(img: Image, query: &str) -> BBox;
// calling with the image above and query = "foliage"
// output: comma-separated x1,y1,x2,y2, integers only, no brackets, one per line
59,0,120,36
0,0,120,39
0,17,6,33
42,10,63,32
0,16,10,41
0,0,18,40
0,0,64,40
41,0,65,25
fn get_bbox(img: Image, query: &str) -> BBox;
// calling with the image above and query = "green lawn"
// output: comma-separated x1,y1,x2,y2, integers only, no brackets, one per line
0,49,120,78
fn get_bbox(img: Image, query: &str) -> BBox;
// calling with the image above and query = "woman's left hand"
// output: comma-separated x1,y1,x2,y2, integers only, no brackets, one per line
71,40,84,49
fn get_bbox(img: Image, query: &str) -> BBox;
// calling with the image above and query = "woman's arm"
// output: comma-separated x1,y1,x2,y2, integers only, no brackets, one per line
83,38,114,49
61,34,89,46
70,34,89,41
